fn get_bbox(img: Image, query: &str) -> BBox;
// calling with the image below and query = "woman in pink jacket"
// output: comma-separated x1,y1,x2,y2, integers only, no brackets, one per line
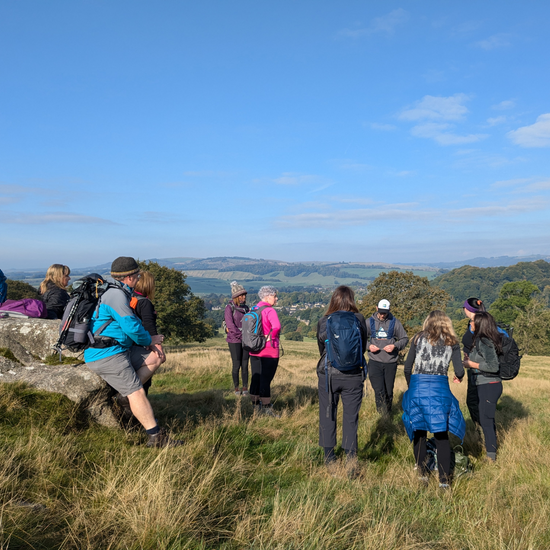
249,286,281,416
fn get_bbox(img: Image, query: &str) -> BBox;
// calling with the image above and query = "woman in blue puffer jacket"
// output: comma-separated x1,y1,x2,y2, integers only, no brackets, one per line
402,310,465,489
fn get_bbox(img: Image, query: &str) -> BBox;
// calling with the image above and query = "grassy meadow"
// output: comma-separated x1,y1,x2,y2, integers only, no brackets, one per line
1,339,550,549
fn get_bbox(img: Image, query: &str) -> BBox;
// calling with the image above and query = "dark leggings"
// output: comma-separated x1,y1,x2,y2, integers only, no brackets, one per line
228,342,249,388
368,360,397,414
478,382,502,458
414,431,451,484
466,370,480,425
249,356,278,398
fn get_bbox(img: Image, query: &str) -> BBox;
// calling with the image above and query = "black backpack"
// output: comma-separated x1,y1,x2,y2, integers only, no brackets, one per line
474,327,521,381
241,305,270,353
54,274,118,356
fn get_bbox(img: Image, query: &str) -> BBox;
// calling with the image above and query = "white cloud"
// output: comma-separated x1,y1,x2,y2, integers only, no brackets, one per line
492,178,531,188
369,122,397,131
450,198,546,219
410,123,488,145
492,100,515,110
0,212,118,225
487,116,506,126
398,94,471,122
507,114,550,148
474,34,511,50
338,9,408,38
272,173,319,185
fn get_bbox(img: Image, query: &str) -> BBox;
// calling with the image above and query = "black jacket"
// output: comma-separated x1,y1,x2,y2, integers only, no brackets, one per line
316,312,368,377
40,283,70,320
132,294,158,336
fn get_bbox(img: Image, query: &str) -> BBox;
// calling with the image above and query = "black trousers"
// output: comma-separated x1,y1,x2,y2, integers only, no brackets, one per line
478,382,502,457
318,373,364,453
368,360,397,414
466,370,480,425
249,356,278,398
228,342,249,388
414,430,451,484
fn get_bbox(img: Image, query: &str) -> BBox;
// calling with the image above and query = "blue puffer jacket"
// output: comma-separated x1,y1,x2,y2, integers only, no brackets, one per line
402,374,465,441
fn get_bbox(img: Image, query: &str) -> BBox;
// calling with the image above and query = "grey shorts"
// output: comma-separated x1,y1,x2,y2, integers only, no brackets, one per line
86,346,151,397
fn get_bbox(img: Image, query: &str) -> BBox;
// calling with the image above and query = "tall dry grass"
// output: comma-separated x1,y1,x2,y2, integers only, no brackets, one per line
1,344,550,549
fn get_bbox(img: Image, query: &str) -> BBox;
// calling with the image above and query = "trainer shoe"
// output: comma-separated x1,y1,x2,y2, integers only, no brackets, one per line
241,387,249,395
146,428,183,448
234,388,241,396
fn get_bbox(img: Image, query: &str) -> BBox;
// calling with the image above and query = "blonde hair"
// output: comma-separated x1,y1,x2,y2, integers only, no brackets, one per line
134,271,155,301
417,310,458,347
39,264,70,293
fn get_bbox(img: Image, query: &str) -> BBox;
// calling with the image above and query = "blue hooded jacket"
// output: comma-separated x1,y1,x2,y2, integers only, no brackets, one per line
402,373,466,441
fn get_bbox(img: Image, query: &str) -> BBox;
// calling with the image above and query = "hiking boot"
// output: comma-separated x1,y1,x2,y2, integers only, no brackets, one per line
439,483,451,491
345,457,360,480
260,404,279,418
146,428,183,448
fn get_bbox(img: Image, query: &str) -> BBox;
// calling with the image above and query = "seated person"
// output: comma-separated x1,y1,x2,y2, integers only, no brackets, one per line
39,264,71,319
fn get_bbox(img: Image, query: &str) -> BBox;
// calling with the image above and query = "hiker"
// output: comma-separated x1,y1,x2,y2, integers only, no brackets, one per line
225,281,250,396
249,285,281,415
366,299,409,414
131,271,165,396
84,257,181,448
316,285,367,475
39,264,71,319
0,269,7,304
462,311,503,462
402,311,465,489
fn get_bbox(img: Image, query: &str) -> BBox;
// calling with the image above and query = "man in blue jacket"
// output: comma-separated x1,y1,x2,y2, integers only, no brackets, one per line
84,256,181,448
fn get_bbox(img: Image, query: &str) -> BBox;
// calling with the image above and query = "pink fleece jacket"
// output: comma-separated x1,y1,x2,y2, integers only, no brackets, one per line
249,301,281,358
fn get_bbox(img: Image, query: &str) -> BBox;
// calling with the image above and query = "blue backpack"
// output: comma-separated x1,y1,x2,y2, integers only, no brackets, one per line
242,305,270,353
369,315,396,340
0,269,7,304
324,311,367,379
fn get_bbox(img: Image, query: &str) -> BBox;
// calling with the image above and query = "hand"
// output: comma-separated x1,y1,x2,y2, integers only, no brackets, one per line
150,334,164,345
369,344,380,352
383,344,395,353
149,343,166,362
453,375,462,384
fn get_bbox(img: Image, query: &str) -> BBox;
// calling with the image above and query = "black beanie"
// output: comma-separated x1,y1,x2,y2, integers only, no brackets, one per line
111,257,140,278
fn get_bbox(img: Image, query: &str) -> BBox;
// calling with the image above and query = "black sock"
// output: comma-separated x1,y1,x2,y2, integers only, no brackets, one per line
146,426,160,436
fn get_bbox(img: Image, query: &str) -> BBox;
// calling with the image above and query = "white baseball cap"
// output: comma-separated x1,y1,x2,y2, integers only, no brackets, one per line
377,299,390,312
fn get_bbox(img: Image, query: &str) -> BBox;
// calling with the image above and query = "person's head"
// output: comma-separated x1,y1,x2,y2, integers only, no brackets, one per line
134,271,155,301
230,281,247,305
463,297,486,320
473,311,502,353
326,285,359,315
420,310,458,346
377,299,390,319
40,264,71,293
258,285,278,306
111,256,141,289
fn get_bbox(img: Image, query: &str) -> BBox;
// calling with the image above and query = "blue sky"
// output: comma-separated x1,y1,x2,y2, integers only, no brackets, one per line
2,1,550,269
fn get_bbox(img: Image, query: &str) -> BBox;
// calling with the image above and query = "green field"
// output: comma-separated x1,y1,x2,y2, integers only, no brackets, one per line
1,340,549,549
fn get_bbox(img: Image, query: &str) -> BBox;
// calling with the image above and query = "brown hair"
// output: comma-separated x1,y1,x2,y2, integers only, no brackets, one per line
416,310,458,347
134,271,155,301
326,285,359,315
39,264,70,294
473,312,503,354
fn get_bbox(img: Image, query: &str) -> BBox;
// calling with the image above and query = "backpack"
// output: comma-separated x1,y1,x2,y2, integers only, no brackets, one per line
425,438,472,480
54,274,118,356
325,311,367,375
474,329,521,381
369,315,396,340
241,305,270,353
0,299,47,318
0,269,7,304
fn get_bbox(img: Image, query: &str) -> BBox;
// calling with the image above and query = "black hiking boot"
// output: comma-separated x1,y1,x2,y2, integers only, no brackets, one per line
146,428,184,448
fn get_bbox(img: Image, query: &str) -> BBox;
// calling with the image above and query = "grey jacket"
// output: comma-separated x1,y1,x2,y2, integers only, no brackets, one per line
366,313,409,363
468,337,501,385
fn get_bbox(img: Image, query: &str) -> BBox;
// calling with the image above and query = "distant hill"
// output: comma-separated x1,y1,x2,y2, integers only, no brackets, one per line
398,254,550,269
432,260,550,313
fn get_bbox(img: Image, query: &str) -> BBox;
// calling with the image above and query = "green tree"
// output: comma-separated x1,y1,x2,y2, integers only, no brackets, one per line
284,331,303,341
489,280,540,325
512,298,550,356
359,271,450,334
6,279,40,300
137,261,213,343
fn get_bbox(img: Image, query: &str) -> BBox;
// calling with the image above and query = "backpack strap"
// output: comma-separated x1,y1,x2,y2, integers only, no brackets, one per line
387,316,396,340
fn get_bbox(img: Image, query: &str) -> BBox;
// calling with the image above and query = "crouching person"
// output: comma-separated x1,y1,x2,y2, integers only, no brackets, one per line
84,256,182,448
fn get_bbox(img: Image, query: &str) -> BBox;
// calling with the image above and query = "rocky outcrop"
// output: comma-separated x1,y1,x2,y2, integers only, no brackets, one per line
0,318,119,428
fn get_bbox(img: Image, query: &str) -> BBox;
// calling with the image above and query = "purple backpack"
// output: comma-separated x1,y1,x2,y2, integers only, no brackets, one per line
0,299,47,318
